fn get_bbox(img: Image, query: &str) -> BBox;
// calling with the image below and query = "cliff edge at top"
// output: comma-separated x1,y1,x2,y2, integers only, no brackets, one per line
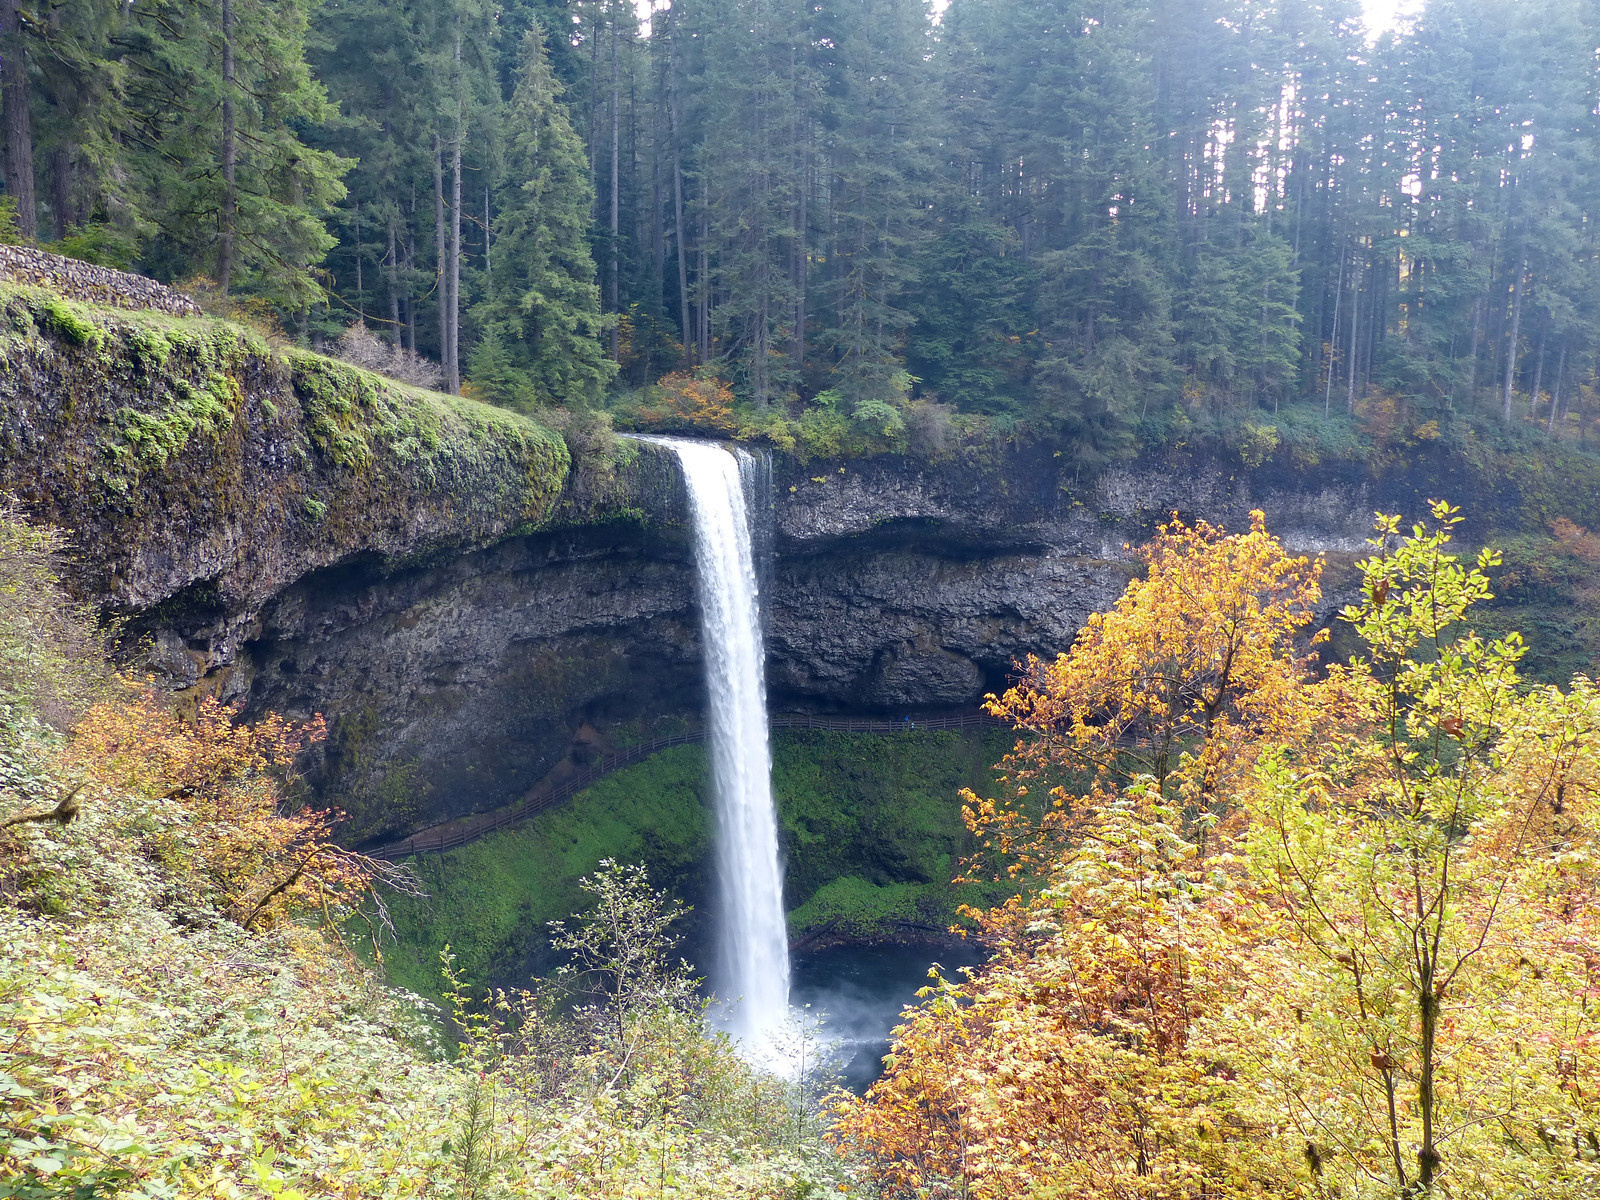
0,281,594,674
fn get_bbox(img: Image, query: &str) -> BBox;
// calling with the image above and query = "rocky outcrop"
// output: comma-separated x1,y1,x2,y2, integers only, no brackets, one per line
0,284,582,703
760,449,1394,714
0,245,204,317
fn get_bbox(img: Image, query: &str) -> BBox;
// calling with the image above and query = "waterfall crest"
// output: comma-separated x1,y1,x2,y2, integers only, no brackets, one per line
646,436,790,1058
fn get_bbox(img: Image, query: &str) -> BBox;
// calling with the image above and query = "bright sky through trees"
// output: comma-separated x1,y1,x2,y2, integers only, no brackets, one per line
1362,0,1415,32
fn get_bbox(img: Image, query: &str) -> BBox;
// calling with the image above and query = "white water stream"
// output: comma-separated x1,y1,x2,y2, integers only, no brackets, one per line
644,436,790,1061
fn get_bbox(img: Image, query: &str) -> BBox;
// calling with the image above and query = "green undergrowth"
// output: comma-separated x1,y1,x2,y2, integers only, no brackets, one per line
379,727,1014,999
382,743,712,997
775,728,1013,941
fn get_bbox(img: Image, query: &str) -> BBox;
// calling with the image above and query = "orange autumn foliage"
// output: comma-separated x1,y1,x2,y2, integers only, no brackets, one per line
962,510,1349,885
831,790,1273,1200
635,370,739,433
1550,516,1600,566
834,506,1600,1199
60,680,374,931
833,512,1348,1199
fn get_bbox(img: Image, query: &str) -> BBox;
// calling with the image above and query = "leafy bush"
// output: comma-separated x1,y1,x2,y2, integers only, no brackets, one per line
629,369,741,433
45,225,140,270
0,500,107,731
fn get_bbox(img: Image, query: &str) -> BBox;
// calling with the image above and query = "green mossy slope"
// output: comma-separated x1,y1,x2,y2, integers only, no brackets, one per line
379,727,1012,997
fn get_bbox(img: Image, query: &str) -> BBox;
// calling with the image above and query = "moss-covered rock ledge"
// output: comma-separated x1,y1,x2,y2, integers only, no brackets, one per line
0,284,576,680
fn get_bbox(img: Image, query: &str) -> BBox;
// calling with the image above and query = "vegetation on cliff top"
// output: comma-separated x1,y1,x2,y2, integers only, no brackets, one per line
0,283,574,532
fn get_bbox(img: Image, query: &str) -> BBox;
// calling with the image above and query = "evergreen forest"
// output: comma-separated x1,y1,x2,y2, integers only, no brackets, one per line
4,0,1600,458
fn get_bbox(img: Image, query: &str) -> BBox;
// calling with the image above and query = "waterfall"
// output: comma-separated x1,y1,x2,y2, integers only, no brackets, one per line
645,435,790,1059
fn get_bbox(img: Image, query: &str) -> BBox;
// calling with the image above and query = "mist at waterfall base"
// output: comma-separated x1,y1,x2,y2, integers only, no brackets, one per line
790,940,987,1093
641,436,792,1065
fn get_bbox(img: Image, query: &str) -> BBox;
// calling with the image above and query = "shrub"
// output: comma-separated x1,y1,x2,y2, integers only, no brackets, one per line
632,369,740,433
334,320,445,390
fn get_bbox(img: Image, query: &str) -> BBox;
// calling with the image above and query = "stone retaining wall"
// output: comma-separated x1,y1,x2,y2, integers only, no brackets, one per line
0,244,203,318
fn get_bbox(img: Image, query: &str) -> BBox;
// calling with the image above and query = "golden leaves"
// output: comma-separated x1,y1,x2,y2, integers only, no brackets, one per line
968,510,1347,884
57,680,372,931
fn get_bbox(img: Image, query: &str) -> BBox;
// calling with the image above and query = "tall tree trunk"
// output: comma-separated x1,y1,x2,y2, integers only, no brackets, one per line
405,186,417,352
405,222,417,352
483,186,491,275
1346,258,1361,414
1547,345,1567,436
1528,328,1546,419
1466,296,1481,403
608,10,620,363
795,147,807,374
1325,244,1343,417
49,144,69,239
587,7,600,217
218,0,237,290
666,4,691,364
698,201,709,363
447,20,463,394
651,74,663,319
434,134,447,369
1502,259,1525,423
449,132,462,392
1361,260,1377,401
353,206,364,320
0,0,35,239
387,217,401,347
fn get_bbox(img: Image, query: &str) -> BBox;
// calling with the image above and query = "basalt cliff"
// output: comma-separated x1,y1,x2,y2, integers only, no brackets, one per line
3,284,1583,843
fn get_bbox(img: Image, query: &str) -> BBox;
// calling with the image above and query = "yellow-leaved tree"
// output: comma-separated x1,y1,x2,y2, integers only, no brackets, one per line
964,510,1344,885
833,503,1600,1200
835,510,1345,1197
1238,503,1600,1197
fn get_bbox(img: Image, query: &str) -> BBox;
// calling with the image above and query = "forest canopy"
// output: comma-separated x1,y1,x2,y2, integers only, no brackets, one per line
2,0,1598,454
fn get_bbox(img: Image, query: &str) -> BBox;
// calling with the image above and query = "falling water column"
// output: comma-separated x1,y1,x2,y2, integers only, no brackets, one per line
652,436,790,1058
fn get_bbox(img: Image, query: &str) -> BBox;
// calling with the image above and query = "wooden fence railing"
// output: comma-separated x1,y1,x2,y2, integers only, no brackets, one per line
364,710,1002,860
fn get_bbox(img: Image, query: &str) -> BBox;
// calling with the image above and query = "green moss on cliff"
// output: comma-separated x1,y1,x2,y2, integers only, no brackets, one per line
380,743,712,996
0,282,573,545
115,374,236,467
775,728,1011,938
377,728,1011,998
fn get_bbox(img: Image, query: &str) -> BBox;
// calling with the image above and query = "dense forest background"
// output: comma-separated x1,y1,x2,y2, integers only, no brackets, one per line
3,0,1598,460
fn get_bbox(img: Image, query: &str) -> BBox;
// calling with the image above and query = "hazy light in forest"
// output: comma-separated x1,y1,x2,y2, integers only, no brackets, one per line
1361,0,1418,34
920,0,1416,33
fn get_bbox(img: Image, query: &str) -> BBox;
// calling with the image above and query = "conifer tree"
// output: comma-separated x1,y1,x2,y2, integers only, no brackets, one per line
471,24,614,409
812,0,935,408
120,0,349,303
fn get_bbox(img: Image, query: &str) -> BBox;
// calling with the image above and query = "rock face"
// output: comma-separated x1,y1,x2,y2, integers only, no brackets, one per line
761,448,1388,717
234,445,1402,841
7,291,1511,841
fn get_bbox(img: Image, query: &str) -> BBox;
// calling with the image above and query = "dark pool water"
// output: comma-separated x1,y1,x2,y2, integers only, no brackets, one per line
789,940,986,1093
